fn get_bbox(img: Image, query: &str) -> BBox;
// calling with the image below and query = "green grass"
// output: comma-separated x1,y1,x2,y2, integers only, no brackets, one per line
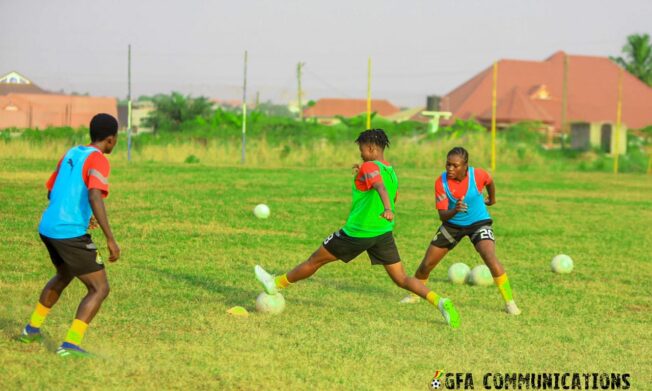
1,156,651,390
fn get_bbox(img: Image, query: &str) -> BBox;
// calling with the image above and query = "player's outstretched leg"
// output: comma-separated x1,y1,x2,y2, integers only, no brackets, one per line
385,262,460,328
399,245,449,304
19,270,73,343
56,269,110,358
255,245,338,295
475,240,521,315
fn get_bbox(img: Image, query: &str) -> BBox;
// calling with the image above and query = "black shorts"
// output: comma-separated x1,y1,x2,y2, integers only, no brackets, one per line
322,229,401,265
430,220,495,250
40,234,105,276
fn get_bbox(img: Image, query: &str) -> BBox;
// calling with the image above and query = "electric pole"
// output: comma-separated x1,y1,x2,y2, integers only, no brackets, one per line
297,62,305,120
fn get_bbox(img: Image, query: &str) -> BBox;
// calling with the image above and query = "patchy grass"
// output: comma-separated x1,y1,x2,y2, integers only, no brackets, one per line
0,154,650,389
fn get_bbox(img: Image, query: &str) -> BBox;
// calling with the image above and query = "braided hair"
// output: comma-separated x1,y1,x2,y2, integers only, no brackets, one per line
447,146,469,163
355,129,390,149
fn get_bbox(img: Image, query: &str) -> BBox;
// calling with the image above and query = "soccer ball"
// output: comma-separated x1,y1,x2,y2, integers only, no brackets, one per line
255,292,285,314
468,265,493,286
448,262,471,284
551,254,574,274
430,378,441,389
253,204,270,219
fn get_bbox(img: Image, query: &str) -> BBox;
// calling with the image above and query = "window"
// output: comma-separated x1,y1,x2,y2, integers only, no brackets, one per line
570,123,590,150
600,124,612,153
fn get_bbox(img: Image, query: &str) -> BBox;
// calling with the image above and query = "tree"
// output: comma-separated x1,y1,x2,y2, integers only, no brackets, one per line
610,33,652,86
255,101,293,117
142,92,212,132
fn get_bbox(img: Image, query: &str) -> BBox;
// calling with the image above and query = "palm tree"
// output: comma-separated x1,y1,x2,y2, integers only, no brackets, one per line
611,33,652,86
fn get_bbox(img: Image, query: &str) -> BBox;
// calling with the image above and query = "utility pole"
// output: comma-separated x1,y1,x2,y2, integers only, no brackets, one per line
127,44,133,162
366,57,372,129
241,50,248,164
614,68,623,174
560,54,569,150
297,62,304,121
490,61,498,172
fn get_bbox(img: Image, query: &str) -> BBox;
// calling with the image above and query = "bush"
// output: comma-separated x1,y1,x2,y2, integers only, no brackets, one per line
3,112,650,174
184,154,200,164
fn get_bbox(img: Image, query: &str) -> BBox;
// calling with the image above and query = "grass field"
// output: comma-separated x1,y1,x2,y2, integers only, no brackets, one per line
1,155,651,390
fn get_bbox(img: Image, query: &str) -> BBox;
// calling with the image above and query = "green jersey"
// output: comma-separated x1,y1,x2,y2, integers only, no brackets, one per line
342,160,398,238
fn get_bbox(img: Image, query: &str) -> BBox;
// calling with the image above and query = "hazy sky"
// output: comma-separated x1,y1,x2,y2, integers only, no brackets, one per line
1,0,650,106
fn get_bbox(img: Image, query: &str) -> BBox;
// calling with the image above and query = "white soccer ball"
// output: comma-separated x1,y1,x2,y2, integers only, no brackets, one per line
551,254,574,274
448,262,471,284
468,265,493,286
253,204,270,219
255,292,285,314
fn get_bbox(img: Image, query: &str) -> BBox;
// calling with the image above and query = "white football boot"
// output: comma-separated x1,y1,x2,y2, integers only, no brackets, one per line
505,300,522,315
254,265,278,295
398,293,420,304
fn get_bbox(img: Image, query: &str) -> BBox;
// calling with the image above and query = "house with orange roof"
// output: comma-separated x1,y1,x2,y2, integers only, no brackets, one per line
303,98,400,125
438,52,652,154
0,71,117,130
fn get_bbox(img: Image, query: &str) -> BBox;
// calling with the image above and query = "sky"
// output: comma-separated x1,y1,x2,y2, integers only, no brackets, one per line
1,0,650,107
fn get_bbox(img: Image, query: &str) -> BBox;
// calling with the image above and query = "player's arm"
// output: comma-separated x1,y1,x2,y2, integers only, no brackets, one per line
475,168,495,206
438,198,467,222
46,157,64,200
485,181,496,206
89,189,120,262
372,181,394,222
85,153,120,262
435,176,466,222
352,163,360,176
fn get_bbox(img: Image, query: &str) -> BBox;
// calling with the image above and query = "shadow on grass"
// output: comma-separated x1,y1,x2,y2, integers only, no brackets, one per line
0,316,59,353
311,274,449,297
147,265,337,310
0,317,25,347
146,266,255,307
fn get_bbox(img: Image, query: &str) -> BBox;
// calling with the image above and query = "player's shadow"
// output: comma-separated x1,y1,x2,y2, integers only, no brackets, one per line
312,278,392,297
0,316,59,352
0,317,23,334
0,317,25,344
147,266,254,306
311,275,449,297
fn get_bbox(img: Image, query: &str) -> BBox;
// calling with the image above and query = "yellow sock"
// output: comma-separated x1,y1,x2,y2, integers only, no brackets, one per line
494,273,514,303
64,319,88,346
28,302,50,329
426,291,441,306
275,274,291,289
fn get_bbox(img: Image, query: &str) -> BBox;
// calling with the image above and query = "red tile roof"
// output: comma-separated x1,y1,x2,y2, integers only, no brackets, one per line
478,86,555,124
303,98,400,118
440,51,652,130
0,93,117,129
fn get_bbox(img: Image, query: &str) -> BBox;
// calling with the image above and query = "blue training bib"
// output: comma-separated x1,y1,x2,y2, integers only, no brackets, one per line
442,167,491,227
39,146,98,239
